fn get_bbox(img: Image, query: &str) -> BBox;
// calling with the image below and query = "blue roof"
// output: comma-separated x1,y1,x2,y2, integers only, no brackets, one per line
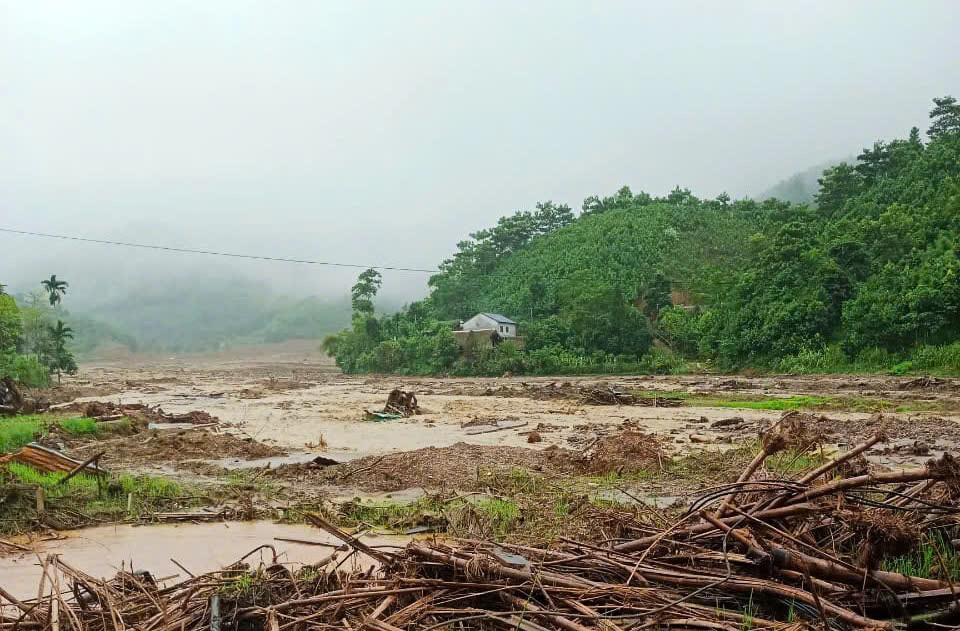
481,312,516,325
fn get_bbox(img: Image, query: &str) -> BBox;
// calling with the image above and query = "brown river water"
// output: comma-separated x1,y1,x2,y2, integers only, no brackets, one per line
0,521,408,598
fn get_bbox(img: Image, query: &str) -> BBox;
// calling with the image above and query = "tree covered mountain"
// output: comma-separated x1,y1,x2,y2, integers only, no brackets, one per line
326,96,960,375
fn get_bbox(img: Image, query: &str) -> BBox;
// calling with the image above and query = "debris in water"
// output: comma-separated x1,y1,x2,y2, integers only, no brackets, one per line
22,446,960,631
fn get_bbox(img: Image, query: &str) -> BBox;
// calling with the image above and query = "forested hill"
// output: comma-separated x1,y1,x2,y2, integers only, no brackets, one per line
8,279,354,357
325,96,960,375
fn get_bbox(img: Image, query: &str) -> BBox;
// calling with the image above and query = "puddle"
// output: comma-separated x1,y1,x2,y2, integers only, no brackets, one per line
0,521,410,598
589,488,680,508
196,451,330,470
328,487,428,504
148,422,202,430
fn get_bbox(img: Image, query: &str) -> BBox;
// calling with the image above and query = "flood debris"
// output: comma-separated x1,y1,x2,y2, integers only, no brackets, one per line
0,376,49,416
18,438,960,631
365,388,424,420
581,430,663,473
70,428,285,467
480,381,683,406
383,388,422,416
79,400,221,426
364,411,404,422
0,443,108,476
904,375,950,389
145,507,241,523
463,419,528,435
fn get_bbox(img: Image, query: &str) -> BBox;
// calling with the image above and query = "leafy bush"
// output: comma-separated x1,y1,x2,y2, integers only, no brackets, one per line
0,295,21,352
910,342,960,374
657,307,702,357
635,347,689,375
776,345,851,374
0,352,50,387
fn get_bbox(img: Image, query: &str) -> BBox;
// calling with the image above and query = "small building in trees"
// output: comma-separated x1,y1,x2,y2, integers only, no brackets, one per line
461,313,517,337
453,313,524,353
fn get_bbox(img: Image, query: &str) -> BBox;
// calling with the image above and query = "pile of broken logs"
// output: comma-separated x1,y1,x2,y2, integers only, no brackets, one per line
579,386,684,407
8,421,960,630
81,401,220,425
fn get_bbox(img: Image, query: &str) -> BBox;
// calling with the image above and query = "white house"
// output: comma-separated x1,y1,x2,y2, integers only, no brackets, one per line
461,313,517,337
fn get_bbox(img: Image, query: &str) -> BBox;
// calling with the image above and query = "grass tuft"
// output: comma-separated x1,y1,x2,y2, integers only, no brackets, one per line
0,414,131,454
883,532,960,581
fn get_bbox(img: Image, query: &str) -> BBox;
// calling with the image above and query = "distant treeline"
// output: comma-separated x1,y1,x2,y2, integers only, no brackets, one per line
7,280,354,356
325,96,960,376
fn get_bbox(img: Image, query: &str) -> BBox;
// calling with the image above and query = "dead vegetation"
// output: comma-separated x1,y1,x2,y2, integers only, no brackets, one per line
383,389,422,416
17,437,960,631
0,376,49,416
271,431,664,492
477,381,682,406
70,428,285,467
698,409,960,459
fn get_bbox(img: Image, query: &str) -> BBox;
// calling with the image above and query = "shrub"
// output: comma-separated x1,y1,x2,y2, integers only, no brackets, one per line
0,352,50,387
0,296,21,352
776,345,850,374
657,307,701,357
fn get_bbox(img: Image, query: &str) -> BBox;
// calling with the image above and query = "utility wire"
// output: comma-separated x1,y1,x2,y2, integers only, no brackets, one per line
0,226,808,289
0,227,439,274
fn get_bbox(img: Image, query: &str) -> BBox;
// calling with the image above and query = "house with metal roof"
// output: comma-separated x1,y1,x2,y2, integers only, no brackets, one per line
460,312,517,338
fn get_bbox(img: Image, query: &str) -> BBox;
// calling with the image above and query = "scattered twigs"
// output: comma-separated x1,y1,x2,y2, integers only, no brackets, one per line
10,439,960,631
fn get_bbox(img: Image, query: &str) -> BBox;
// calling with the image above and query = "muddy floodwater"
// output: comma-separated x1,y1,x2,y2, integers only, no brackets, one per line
5,345,960,595
61,346,960,468
0,521,407,598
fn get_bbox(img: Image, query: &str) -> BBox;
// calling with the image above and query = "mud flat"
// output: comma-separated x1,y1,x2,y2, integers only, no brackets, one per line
68,352,960,465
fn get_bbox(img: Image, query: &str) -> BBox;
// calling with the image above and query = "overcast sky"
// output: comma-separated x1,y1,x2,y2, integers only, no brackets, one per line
2,1,958,305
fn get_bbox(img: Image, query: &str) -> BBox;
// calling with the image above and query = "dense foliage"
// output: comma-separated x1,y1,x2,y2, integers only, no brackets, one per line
326,97,960,376
0,285,75,387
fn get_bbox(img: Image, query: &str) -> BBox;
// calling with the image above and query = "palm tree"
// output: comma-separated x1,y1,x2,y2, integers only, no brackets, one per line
48,320,76,384
41,275,68,306
50,320,74,345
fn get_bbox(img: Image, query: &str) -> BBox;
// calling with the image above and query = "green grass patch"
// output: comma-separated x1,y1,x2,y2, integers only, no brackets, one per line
60,417,99,434
701,395,835,411
0,414,130,454
634,390,691,401
883,532,960,581
583,469,660,487
337,495,448,531
1,461,200,533
0,418,42,453
685,394,907,413
635,390,951,413
7,461,185,500
747,442,829,474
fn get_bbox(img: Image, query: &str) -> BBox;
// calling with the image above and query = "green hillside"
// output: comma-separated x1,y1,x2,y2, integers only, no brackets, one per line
326,96,960,376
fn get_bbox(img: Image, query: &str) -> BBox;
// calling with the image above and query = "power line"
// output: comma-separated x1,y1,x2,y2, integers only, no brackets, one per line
0,226,841,291
0,227,439,273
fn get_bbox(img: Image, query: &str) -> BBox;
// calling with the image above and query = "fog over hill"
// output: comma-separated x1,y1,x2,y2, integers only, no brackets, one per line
3,2,956,352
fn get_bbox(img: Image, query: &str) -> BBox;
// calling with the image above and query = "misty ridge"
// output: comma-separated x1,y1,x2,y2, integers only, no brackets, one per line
1,158,842,356
2,2,958,362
